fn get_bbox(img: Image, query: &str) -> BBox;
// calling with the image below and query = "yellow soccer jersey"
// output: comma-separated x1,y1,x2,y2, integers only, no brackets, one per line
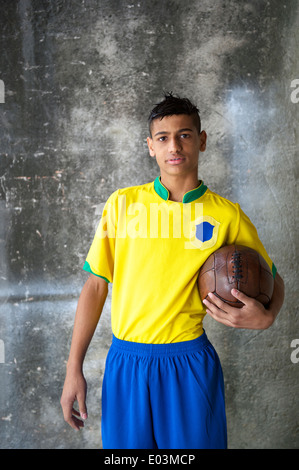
83,177,276,344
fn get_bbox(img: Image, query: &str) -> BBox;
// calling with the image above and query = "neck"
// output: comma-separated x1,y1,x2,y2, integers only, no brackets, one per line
160,173,200,202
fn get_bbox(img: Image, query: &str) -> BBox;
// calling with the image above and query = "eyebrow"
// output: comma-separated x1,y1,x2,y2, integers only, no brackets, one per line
154,128,194,137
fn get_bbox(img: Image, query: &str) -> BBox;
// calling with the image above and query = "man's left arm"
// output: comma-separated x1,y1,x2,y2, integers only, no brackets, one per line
203,271,285,330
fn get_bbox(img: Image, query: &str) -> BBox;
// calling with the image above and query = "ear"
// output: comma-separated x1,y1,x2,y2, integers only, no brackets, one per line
199,130,207,152
147,136,156,157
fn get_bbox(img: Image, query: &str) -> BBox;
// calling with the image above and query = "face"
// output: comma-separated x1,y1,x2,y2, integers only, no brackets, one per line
147,114,207,179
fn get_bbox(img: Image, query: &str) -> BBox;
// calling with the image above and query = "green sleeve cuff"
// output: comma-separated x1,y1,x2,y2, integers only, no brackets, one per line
83,261,110,283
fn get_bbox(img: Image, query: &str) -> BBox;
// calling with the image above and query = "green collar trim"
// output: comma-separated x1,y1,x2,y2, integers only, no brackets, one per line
154,177,207,203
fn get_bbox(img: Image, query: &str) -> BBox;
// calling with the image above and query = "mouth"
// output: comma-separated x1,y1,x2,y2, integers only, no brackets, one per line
167,156,185,165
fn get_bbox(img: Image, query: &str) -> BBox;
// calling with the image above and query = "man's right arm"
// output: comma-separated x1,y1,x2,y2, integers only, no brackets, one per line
60,274,108,430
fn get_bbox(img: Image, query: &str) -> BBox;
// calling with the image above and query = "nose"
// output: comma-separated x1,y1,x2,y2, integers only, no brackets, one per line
168,136,182,153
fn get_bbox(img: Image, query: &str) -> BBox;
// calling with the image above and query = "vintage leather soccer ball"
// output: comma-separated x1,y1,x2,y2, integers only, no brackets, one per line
198,245,274,308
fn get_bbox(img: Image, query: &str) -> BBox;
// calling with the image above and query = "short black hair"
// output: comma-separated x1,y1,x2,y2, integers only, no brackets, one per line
148,92,201,137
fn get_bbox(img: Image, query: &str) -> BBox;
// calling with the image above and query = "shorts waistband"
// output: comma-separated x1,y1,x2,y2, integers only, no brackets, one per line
111,331,210,356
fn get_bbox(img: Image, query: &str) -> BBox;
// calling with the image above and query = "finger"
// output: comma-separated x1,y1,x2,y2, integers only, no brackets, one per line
77,394,88,421
69,409,85,430
71,407,81,417
66,418,84,431
203,296,227,320
63,410,83,431
61,398,84,431
205,293,231,313
203,295,242,327
231,288,253,306
204,302,236,327
71,413,85,430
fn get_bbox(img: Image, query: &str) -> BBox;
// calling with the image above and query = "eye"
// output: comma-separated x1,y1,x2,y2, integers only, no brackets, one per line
181,134,190,139
158,136,167,142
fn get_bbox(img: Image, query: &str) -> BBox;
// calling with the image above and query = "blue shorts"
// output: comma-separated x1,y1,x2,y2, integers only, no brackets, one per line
101,332,227,449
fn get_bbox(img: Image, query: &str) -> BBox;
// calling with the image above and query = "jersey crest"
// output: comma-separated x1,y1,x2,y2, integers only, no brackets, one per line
186,215,220,250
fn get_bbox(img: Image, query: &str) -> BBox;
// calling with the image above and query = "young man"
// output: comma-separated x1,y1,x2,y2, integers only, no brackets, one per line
60,93,285,449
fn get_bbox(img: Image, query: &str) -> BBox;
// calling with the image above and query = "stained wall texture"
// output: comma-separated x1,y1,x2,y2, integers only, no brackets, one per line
0,0,298,449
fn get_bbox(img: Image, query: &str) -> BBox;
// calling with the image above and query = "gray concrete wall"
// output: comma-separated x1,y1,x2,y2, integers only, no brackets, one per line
0,0,298,449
